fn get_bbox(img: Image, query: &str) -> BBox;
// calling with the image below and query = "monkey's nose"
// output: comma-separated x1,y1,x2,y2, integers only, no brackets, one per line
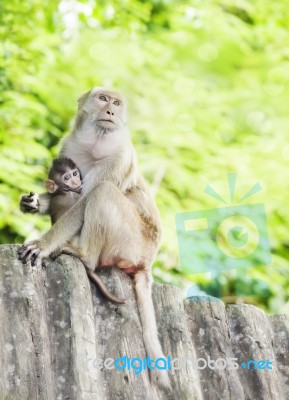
106,110,114,116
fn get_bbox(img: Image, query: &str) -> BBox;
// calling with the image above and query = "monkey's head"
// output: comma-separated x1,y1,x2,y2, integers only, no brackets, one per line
45,158,82,194
77,87,127,135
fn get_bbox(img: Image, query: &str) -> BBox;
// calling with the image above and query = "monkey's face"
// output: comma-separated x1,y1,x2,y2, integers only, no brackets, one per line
61,168,82,192
78,88,127,134
45,159,83,194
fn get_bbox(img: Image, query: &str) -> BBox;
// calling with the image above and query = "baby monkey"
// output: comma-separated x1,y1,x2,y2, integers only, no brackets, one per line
44,158,82,225
29,158,125,304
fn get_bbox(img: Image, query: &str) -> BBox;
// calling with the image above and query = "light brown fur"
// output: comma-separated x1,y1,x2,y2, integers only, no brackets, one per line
46,159,126,304
19,88,170,389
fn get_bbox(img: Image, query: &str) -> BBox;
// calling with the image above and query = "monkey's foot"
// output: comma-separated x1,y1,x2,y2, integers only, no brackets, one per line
18,241,42,267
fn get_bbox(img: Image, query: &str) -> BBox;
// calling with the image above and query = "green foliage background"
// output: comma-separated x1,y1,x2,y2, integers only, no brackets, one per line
1,0,289,313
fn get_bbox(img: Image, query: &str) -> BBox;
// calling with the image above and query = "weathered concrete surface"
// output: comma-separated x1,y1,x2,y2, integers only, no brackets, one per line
0,244,288,400
185,298,244,400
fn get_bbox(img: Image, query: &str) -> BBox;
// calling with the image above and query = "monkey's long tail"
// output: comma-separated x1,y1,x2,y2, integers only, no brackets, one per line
60,248,126,304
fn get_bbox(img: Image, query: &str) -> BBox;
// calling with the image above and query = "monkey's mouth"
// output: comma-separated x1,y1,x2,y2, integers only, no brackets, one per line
71,185,82,194
97,119,114,124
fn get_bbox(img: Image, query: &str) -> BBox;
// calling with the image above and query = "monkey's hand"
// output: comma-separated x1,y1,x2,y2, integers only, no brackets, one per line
20,192,40,213
18,241,43,266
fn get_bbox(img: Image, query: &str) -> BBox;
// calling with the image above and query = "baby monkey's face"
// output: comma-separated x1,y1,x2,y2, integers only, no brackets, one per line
45,158,83,195
62,167,82,192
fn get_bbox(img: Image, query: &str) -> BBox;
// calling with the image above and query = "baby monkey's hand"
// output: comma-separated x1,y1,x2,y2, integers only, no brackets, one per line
20,192,39,213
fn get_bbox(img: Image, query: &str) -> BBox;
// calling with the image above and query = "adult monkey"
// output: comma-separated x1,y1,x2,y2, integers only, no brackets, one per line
19,88,170,389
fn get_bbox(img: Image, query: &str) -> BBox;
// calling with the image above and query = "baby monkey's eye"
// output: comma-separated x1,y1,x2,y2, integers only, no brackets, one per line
73,171,78,176
64,175,70,181
113,100,120,106
99,95,107,102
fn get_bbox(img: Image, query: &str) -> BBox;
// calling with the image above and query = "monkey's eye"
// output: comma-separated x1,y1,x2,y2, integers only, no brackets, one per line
64,175,70,181
99,95,107,102
113,100,120,106
73,171,78,176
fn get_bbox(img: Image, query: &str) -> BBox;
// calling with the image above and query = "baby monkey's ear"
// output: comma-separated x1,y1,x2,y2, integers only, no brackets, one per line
44,179,58,193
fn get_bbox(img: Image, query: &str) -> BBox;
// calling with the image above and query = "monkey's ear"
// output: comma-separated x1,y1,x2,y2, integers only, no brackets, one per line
77,90,92,110
44,179,58,193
